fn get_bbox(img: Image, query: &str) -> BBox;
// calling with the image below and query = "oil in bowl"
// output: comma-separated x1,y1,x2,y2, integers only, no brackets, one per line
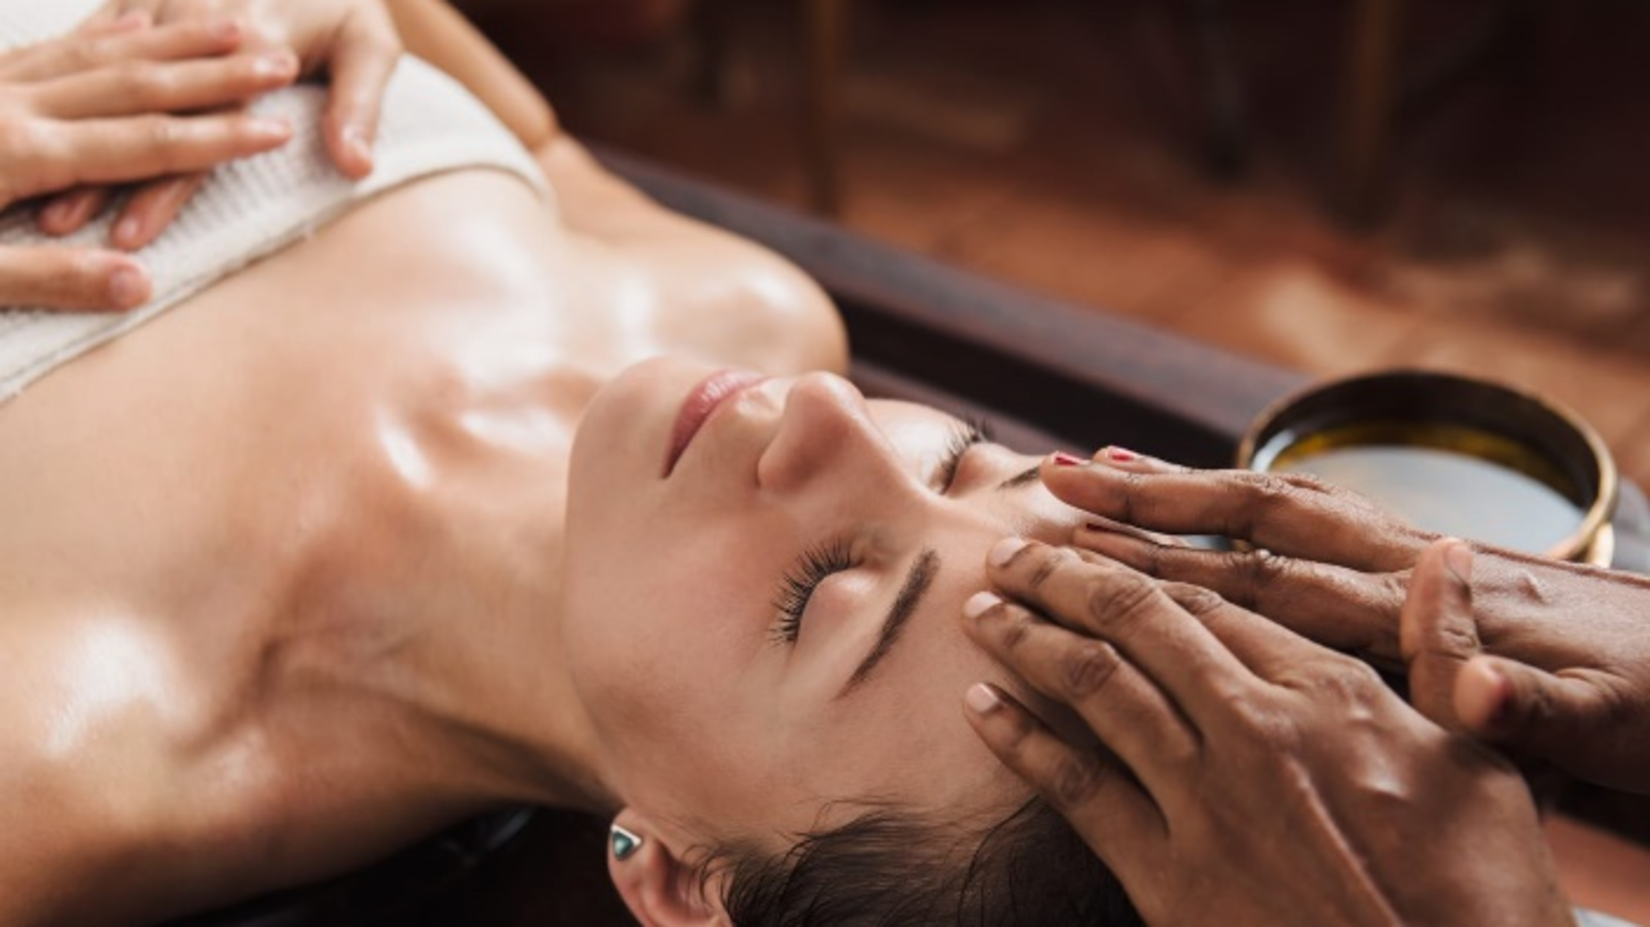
1239,371,1618,565
1256,422,1585,556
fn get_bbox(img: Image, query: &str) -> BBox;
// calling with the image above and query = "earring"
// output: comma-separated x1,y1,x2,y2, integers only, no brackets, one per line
611,823,643,861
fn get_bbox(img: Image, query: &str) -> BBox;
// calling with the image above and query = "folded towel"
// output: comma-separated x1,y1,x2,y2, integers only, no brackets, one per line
0,0,548,400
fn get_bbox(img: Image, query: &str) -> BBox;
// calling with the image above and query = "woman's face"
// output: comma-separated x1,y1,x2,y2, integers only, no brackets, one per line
562,357,1084,847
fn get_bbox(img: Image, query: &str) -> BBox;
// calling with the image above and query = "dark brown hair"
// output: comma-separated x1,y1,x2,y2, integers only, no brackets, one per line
711,799,1142,926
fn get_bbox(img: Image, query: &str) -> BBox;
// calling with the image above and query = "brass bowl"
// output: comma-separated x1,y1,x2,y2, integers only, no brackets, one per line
1237,370,1617,566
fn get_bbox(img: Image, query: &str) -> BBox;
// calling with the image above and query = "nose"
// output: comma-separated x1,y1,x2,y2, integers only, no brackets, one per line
757,373,911,495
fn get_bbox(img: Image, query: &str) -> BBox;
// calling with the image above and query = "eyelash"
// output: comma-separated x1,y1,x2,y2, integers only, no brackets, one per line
772,539,856,644
769,419,992,646
937,418,991,492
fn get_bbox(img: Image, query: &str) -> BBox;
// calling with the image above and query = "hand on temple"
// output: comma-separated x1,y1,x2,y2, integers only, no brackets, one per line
0,13,295,309
1040,447,1650,794
960,537,1575,927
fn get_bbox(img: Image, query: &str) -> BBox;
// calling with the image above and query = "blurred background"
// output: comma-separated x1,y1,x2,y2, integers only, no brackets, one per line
459,0,1650,492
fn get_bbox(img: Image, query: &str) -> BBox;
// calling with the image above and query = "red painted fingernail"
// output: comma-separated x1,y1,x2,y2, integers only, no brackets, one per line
1051,451,1085,467
1104,446,1139,463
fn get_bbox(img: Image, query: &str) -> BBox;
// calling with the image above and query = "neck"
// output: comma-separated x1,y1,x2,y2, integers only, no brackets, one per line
296,373,620,819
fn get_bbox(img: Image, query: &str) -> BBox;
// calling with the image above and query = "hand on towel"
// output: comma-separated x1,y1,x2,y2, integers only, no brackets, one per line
0,13,296,310
962,537,1573,927
88,0,402,180
1038,448,1650,793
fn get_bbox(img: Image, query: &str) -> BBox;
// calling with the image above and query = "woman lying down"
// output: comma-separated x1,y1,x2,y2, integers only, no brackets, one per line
0,1,1139,924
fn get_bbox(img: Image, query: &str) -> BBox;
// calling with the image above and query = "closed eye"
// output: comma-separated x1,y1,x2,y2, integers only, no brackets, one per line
771,539,856,645
935,418,991,493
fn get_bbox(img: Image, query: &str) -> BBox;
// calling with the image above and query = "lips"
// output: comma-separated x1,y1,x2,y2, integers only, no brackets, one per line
663,369,767,476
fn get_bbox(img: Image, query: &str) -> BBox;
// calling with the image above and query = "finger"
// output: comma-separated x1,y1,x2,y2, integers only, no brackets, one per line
1087,445,1180,474
109,173,205,250
75,9,153,38
1455,655,1625,768
1039,456,1430,573
32,48,298,120
961,682,1166,868
36,187,115,236
1154,581,1338,677
1073,521,1405,662
987,538,1255,725
322,9,402,178
3,17,242,83
962,590,1200,787
1400,539,1480,729
16,113,290,199
0,247,151,311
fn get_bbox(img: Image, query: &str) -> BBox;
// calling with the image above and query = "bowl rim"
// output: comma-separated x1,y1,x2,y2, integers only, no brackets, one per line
1236,368,1619,565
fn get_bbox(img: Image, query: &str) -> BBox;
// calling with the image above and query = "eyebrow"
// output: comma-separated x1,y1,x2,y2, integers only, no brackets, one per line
834,456,1042,698
839,547,939,698
998,464,1041,490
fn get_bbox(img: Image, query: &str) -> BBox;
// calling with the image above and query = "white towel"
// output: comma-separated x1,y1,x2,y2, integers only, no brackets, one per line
0,1,549,399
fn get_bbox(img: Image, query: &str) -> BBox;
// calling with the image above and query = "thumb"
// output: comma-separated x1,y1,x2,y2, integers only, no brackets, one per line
1454,654,1616,759
1400,538,1479,729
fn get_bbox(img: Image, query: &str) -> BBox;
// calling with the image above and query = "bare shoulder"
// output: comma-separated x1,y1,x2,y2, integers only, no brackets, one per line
0,615,254,926
534,135,848,376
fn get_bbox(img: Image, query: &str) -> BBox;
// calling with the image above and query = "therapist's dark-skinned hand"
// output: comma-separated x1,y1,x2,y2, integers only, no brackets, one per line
38,0,402,253
0,14,296,310
1039,448,1650,793
961,536,1574,927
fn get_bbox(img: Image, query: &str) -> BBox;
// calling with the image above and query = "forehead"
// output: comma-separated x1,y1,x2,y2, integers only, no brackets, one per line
867,398,966,438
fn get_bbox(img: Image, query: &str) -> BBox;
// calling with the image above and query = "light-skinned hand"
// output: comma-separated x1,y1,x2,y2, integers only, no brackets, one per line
1,13,297,310
39,0,403,254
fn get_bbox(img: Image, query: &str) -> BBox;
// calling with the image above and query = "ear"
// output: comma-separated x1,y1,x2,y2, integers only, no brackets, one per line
607,808,731,927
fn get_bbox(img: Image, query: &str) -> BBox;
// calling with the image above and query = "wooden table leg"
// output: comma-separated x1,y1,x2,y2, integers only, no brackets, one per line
1339,0,1403,224
803,0,848,215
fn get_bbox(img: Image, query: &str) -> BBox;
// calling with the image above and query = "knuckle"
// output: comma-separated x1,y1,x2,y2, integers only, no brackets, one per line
142,116,187,157
1223,471,1304,537
1021,544,1075,592
1164,581,1224,617
1226,693,1297,745
1049,753,1105,809
127,64,175,104
72,37,108,69
1314,659,1385,701
1082,571,1159,631
1062,640,1121,698
996,607,1036,654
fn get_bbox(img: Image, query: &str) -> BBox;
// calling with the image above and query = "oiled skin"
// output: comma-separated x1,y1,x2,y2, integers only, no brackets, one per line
0,135,845,925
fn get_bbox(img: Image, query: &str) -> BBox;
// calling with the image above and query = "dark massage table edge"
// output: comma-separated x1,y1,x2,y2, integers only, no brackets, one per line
164,150,1649,926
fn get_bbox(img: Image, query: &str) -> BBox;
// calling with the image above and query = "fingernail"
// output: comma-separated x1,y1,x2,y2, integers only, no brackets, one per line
210,16,239,40
109,265,148,309
248,117,292,142
112,11,150,30
1102,446,1139,464
965,683,1002,715
1051,451,1086,467
988,537,1026,568
113,216,143,249
255,50,297,78
1443,540,1473,585
41,199,77,230
963,590,999,620
344,126,377,173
